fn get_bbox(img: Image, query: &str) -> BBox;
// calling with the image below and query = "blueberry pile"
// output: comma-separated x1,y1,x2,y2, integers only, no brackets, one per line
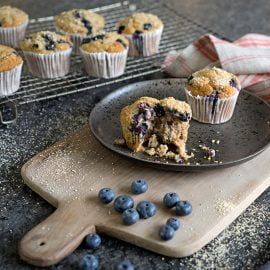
159,192,192,241
79,183,193,268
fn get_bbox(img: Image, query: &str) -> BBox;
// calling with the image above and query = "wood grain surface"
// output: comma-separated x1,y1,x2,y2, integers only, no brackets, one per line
19,125,270,266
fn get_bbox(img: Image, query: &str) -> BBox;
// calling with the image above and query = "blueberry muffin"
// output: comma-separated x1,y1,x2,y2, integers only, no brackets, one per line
185,67,241,124
55,9,105,54
20,31,72,78
80,32,128,78
0,6,29,48
0,44,23,96
120,97,192,162
117,13,163,57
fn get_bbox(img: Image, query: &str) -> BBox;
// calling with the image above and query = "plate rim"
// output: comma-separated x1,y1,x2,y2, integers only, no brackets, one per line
89,78,270,171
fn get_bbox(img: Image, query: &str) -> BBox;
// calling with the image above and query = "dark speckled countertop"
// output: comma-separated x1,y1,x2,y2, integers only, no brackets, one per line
0,0,269,269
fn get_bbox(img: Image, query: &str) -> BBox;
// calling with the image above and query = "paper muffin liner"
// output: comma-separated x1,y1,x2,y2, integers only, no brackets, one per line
0,62,23,97
22,48,72,79
0,20,28,48
55,26,85,54
185,88,239,124
80,48,128,78
124,26,163,57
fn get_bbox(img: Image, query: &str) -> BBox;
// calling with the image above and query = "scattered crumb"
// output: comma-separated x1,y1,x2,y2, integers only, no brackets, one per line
114,138,126,146
215,199,235,216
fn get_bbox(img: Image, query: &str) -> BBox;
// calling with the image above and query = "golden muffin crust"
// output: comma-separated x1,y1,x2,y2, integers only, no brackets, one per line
186,67,241,99
55,9,105,35
80,32,128,53
117,13,163,34
20,31,72,54
0,44,22,72
0,6,28,27
120,96,192,161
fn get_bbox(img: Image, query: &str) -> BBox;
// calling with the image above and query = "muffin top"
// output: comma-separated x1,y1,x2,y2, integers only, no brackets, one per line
0,6,28,27
80,32,128,53
117,13,163,35
55,9,105,35
186,67,241,98
0,44,23,72
20,31,72,54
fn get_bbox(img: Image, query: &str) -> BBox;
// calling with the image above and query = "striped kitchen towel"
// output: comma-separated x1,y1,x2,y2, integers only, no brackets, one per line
162,34,270,103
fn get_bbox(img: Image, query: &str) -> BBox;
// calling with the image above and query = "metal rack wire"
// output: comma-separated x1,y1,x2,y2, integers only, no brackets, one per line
0,0,217,123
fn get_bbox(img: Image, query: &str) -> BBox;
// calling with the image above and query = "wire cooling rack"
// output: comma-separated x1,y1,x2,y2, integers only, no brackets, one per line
0,0,218,124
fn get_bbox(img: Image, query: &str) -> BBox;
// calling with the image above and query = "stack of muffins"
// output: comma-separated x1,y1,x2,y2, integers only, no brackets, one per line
0,6,164,96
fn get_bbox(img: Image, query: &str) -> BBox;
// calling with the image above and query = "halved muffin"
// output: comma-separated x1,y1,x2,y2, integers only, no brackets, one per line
120,97,192,161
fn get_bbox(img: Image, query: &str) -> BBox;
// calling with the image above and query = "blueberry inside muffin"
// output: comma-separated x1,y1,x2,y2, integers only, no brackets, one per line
120,97,192,162
117,13,163,35
80,32,128,53
55,9,105,36
186,67,241,99
20,31,72,54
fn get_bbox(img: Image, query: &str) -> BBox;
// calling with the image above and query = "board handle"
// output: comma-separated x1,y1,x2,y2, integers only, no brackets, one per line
19,200,94,267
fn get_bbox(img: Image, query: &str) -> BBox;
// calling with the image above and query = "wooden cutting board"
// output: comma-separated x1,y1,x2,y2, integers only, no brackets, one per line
19,125,270,267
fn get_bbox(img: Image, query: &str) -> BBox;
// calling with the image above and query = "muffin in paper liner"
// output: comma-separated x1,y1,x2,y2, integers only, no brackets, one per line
124,26,163,57
80,48,128,78
0,21,28,48
185,88,239,124
0,62,23,96
22,48,72,79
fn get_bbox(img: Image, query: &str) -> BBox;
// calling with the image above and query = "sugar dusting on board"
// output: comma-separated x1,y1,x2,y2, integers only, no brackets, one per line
27,130,119,200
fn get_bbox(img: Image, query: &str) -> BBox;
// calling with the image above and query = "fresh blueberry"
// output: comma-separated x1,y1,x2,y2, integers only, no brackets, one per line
118,25,125,34
122,208,140,225
175,200,192,216
85,233,101,249
159,225,175,241
114,195,134,213
79,254,99,270
98,188,115,204
166,217,180,231
136,201,157,219
143,23,152,30
131,179,148,194
115,260,134,270
163,193,180,208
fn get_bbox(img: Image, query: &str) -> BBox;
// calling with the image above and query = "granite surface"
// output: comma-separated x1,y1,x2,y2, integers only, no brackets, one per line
0,0,269,269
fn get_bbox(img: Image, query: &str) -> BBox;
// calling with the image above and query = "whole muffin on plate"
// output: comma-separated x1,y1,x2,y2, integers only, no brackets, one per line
120,96,192,162
0,6,29,48
0,44,23,96
55,9,105,54
20,31,72,78
117,13,163,57
185,67,241,124
80,32,128,78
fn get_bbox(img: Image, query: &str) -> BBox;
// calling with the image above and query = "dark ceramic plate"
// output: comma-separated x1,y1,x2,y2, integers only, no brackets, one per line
89,79,270,171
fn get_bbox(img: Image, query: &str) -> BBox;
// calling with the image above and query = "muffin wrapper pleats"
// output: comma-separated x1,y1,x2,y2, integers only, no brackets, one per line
58,31,84,55
185,88,239,124
124,26,163,57
0,21,28,48
80,48,128,78
23,48,72,79
0,62,23,96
